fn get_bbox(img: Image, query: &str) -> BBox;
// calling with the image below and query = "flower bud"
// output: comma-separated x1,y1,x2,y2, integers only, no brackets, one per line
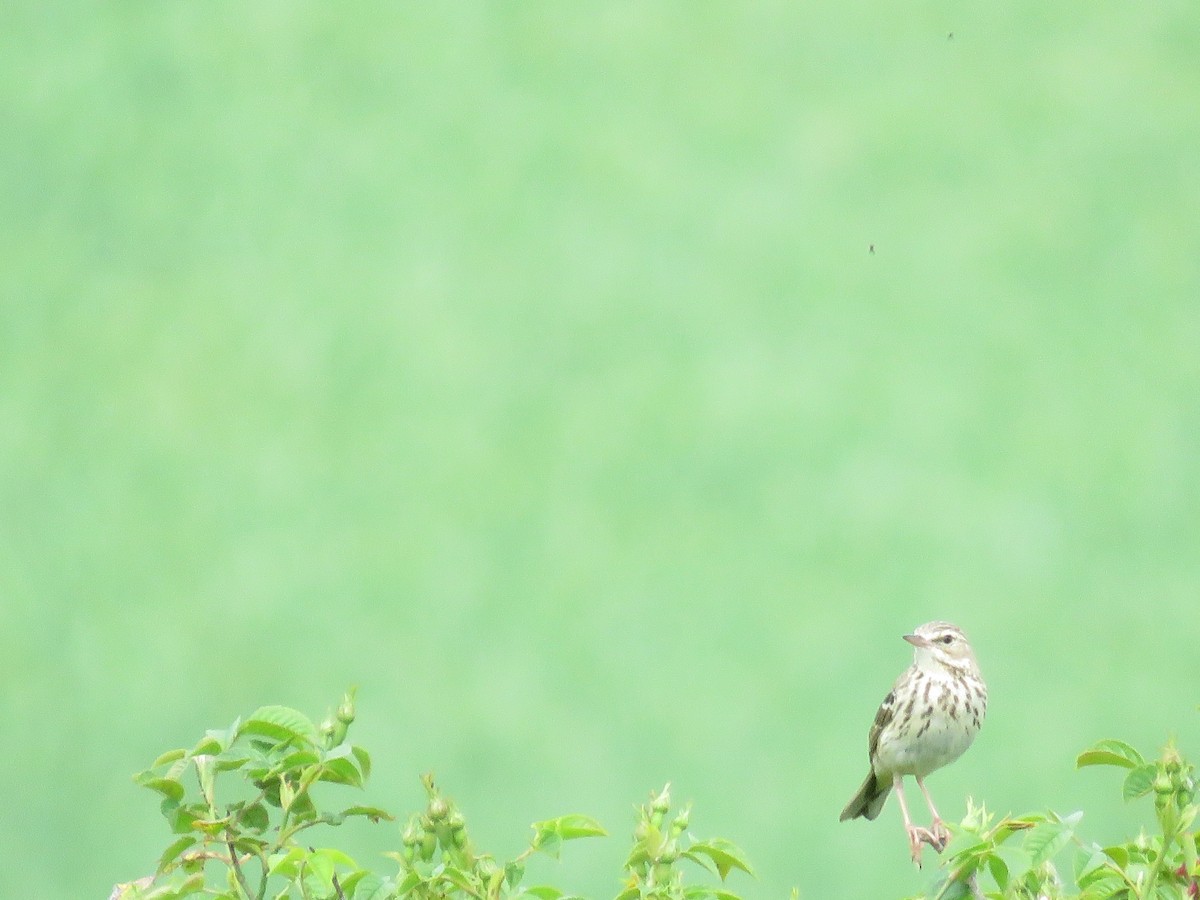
658,840,679,864
477,857,499,879
649,785,671,829
419,831,437,861
337,691,356,726
651,787,671,815
670,810,689,837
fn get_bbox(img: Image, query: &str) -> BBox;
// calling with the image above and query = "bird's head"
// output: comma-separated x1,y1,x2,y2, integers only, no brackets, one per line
904,621,980,675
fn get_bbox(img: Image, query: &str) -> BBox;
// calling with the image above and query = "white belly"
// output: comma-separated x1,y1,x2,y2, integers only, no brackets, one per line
873,677,982,778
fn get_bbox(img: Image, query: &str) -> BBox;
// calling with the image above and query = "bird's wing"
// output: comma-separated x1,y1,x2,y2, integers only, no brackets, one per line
867,689,894,760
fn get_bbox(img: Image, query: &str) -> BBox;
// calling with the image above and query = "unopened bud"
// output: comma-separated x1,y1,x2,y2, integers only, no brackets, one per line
658,841,679,864
670,810,689,837
651,787,671,814
419,831,437,861
477,858,499,879
337,692,356,725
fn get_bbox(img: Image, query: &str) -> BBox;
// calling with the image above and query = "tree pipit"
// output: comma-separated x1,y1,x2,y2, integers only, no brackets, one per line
839,621,987,866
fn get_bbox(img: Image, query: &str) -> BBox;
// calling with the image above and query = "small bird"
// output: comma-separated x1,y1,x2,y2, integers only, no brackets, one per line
839,621,987,865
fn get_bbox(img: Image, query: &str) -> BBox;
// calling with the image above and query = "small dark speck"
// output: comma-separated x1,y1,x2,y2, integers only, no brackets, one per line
869,243,875,254
947,32,954,40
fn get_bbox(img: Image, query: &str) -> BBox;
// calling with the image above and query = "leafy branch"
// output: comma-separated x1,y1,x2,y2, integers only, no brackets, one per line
113,692,753,900
907,737,1199,900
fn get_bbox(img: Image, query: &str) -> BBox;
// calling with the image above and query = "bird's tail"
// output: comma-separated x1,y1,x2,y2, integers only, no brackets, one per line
839,771,891,821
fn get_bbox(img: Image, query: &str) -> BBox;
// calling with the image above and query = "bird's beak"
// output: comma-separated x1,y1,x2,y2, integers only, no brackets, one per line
904,633,931,648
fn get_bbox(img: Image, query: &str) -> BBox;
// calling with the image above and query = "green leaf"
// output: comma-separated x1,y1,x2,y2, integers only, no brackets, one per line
214,754,250,772
1023,822,1073,867
1078,875,1129,900
396,870,423,896
437,866,478,895
517,887,563,900
1059,809,1084,828
683,887,743,900
158,834,198,871
314,847,358,869
682,839,755,880
269,847,306,878
944,835,988,862
335,805,394,824
684,848,719,876
1073,846,1109,887
240,706,320,747
138,776,186,803
164,801,206,834
239,802,270,833
275,748,321,772
150,748,188,770
193,754,216,805
319,756,365,788
531,814,607,858
289,790,319,822
191,815,229,837
535,832,562,859
191,734,225,756
504,862,526,890
535,814,607,841
150,872,207,898
1177,802,1198,833
1076,739,1145,770
1102,844,1129,868
1123,764,1157,801
986,853,1009,889
305,850,336,891
991,815,1039,845
352,745,372,780
348,871,393,900
231,836,269,861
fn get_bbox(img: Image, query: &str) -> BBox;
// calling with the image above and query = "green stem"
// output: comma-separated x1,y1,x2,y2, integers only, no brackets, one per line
1139,829,1173,900
226,832,256,900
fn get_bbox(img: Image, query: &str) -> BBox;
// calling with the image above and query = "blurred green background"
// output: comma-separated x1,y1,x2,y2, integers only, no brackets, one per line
2,2,1199,898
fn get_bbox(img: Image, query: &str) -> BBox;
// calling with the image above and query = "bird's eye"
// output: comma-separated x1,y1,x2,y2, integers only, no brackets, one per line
939,635,954,644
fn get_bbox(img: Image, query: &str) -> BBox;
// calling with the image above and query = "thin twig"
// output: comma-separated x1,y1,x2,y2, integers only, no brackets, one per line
226,834,255,900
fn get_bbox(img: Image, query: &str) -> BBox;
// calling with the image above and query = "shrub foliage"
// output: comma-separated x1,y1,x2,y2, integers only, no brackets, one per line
115,691,1198,900
114,690,752,900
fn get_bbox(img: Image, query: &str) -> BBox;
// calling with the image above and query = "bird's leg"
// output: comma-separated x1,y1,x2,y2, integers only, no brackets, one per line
892,775,938,866
915,776,950,850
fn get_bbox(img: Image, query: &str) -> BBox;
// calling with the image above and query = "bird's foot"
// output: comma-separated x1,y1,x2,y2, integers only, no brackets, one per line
906,825,940,866
930,818,951,851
